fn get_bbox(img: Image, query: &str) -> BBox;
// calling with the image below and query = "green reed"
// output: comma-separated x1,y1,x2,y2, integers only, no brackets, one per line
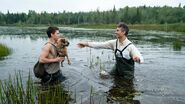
0,71,69,104
0,43,12,58
38,85,69,104
0,72,34,104
173,39,182,51
87,50,113,72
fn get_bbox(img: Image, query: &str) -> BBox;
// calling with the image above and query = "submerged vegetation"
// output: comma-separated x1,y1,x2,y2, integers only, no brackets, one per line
0,43,11,58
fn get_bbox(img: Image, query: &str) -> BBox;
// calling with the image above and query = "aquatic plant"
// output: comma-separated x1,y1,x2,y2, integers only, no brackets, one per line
0,72,70,104
0,43,12,58
173,39,182,51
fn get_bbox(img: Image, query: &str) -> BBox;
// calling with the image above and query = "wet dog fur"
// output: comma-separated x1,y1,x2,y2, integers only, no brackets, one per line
57,38,71,66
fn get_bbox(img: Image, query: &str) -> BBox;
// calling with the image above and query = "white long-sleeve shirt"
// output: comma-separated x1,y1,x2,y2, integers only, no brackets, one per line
87,38,144,63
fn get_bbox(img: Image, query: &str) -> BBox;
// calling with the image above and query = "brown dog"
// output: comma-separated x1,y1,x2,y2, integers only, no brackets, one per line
56,38,71,67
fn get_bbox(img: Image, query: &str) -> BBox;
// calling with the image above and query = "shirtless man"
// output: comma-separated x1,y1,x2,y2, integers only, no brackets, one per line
39,26,66,84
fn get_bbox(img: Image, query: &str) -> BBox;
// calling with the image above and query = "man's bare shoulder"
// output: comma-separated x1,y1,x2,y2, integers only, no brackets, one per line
42,43,52,51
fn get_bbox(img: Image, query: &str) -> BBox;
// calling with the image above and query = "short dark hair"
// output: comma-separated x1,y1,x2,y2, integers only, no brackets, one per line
46,26,59,38
117,22,129,36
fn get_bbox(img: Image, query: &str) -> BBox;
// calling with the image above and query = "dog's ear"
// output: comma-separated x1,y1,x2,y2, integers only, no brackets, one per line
65,41,70,46
63,39,69,46
60,38,66,43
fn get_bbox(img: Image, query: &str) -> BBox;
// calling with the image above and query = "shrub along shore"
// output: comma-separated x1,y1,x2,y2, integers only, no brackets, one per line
0,43,11,58
1,23,185,33
74,23,185,33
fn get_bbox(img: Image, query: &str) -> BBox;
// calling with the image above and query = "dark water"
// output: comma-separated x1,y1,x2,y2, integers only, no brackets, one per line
0,27,185,104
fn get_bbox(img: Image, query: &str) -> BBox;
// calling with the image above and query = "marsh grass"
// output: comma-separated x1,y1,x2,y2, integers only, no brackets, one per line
173,39,182,51
0,72,35,104
87,49,113,73
37,85,69,104
0,72,70,104
0,43,12,58
75,23,185,33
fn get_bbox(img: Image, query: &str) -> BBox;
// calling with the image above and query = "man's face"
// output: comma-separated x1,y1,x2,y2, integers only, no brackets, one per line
52,30,60,41
115,27,124,38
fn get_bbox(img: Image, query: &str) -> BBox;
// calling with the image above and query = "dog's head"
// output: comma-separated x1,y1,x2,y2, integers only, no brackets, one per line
57,38,69,48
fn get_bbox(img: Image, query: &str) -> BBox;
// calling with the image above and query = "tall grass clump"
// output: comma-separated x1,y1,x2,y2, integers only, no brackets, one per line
0,72,35,104
38,85,69,104
0,72,70,104
173,39,182,51
0,43,12,58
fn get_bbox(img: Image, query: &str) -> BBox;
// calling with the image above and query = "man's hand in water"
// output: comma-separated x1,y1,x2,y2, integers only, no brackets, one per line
77,42,88,48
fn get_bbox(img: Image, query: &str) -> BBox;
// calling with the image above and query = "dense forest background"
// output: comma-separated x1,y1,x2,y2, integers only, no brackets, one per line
0,5,185,25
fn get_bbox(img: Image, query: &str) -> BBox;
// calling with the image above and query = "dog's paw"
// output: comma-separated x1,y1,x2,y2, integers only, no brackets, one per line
68,61,71,65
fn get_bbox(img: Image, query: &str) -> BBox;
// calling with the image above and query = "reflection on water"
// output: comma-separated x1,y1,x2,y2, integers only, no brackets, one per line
0,27,185,104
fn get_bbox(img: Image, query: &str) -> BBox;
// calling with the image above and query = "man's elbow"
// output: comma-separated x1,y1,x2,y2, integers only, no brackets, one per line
39,57,45,63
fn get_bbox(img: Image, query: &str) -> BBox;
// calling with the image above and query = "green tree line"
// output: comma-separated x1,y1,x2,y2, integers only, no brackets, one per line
0,5,185,25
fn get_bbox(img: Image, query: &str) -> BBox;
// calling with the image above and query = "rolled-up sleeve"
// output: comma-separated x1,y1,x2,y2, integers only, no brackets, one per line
130,45,144,63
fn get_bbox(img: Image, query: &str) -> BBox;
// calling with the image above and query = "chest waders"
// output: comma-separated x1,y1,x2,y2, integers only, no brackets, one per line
111,40,135,80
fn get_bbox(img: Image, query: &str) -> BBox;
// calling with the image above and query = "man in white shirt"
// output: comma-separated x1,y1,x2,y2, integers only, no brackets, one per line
78,22,144,80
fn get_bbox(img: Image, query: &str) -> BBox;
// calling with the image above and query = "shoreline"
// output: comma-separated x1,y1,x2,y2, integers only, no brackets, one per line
0,23,185,33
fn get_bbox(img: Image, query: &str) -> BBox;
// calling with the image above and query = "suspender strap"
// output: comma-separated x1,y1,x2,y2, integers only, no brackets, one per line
45,42,59,56
116,39,118,50
115,39,132,52
115,39,132,58
121,43,132,52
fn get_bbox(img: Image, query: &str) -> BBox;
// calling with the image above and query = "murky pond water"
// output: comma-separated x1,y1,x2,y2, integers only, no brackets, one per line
0,27,185,104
